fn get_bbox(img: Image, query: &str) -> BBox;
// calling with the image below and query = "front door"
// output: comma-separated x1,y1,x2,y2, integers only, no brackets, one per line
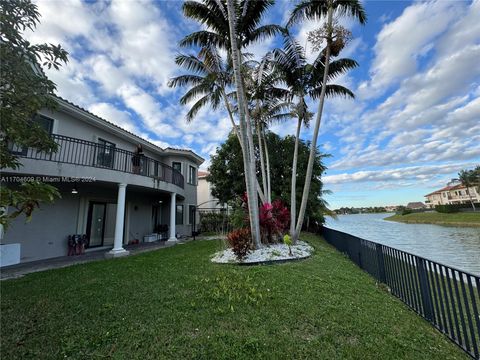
87,202,106,247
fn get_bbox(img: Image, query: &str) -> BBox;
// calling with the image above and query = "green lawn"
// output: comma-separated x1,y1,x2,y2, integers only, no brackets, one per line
0,234,467,359
384,211,480,227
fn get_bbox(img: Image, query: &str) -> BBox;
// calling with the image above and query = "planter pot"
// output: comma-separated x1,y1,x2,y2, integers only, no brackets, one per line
143,234,158,243
0,243,21,267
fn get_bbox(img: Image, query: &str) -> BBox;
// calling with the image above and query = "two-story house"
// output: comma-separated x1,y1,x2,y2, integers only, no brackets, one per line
425,184,480,208
1,96,203,264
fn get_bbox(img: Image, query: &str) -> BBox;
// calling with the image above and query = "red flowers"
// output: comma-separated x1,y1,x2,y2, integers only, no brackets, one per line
259,200,290,243
234,194,290,244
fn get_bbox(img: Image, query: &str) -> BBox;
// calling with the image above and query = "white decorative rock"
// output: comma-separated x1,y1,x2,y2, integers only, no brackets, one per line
211,241,313,264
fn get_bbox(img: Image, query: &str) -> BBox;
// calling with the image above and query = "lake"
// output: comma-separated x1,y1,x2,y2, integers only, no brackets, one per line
325,213,480,276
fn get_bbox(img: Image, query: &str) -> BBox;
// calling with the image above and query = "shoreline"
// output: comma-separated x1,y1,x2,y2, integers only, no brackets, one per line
384,213,480,227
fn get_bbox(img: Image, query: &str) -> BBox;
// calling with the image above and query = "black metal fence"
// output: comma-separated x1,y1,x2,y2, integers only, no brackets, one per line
322,227,480,359
11,134,184,188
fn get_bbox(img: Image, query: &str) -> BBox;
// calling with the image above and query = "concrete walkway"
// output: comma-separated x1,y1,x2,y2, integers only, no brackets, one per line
0,239,189,281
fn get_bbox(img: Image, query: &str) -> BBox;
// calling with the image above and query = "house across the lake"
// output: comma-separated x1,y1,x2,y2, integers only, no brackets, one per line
424,184,480,208
1,96,203,265
406,202,427,210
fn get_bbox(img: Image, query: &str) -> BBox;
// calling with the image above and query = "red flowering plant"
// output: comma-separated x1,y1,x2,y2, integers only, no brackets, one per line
259,200,290,244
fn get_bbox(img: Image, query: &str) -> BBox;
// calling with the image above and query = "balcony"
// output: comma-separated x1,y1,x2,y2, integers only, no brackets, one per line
10,134,184,189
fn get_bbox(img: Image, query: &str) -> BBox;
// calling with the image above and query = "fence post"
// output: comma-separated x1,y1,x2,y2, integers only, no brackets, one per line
376,243,386,283
417,258,434,322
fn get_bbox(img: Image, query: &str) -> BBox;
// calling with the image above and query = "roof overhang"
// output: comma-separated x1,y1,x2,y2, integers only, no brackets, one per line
165,148,204,165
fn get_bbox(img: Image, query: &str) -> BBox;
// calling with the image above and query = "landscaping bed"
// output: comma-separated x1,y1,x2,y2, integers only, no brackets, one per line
0,233,467,359
211,241,313,264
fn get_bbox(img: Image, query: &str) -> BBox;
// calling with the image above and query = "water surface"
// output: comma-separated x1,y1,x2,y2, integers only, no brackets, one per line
325,213,480,276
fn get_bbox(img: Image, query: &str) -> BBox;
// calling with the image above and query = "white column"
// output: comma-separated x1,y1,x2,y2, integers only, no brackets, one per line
106,183,129,258
167,192,177,243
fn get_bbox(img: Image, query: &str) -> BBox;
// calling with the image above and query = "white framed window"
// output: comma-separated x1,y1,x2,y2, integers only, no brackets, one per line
172,161,182,174
188,165,197,185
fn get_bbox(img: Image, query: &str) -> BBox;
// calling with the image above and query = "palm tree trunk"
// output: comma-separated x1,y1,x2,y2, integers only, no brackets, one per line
290,116,302,242
262,123,272,203
256,117,268,200
226,0,261,248
295,6,333,240
467,186,476,211
221,90,267,205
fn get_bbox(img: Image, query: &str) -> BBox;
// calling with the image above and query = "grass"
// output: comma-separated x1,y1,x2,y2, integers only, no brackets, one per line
384,212,480,227
0,233,468,359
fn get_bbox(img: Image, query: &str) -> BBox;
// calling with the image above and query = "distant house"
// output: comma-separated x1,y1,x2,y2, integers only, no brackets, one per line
424,184,480,208
406,202,427,210
197,171,226,211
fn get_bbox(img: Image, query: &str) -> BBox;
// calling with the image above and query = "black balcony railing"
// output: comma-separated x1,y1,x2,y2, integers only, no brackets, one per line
11,134,184,189
322,227,480,359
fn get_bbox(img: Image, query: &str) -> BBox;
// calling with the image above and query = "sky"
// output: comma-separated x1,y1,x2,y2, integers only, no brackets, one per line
28,0,480,209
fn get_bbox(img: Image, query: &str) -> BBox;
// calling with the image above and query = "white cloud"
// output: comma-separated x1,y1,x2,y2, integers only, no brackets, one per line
88,102,137,133
358,1,462,99
324,163,478,186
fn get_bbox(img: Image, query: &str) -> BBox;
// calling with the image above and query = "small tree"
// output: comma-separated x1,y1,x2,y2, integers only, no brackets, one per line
287,0,366,243
0,0,68,228
451,167,480,212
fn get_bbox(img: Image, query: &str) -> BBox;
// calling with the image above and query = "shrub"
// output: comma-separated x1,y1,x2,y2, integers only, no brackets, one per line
259,200,290,244
401,209,412,215
283,234,293,256
227,228,252,260
435,204,460,213
230,194,250,230
199,211,231,233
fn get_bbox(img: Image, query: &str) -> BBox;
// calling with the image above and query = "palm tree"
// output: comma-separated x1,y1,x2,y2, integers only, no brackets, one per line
272,32,357,242
451,169,478,211
288,0,366,241
245,53,291,203
181,0,282,248
169,47,271,204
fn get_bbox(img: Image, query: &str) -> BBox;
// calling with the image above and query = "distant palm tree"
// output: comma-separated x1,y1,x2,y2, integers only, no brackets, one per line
451,169,477,211
287,0,366,241
272,32,357,242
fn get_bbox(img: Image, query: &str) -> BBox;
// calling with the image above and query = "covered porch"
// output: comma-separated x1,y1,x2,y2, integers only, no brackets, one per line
1,179,186,265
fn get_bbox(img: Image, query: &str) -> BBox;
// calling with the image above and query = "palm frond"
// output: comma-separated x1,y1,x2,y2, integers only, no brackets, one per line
288,0,367,27
179,30,228,49
309,84,355,99
180,82,213,105
245,24,284,46
185,94,212,122
175,54,208,74
334,0,367,25
168,74,205,88
287,0,329,27
182,1,228,34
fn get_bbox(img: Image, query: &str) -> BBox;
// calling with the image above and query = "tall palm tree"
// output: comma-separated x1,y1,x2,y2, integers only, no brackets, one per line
273,32,357,242
245,53,290,203
288,0,366,241
169,47,272,204
181,0,282,248
225,0,259,247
